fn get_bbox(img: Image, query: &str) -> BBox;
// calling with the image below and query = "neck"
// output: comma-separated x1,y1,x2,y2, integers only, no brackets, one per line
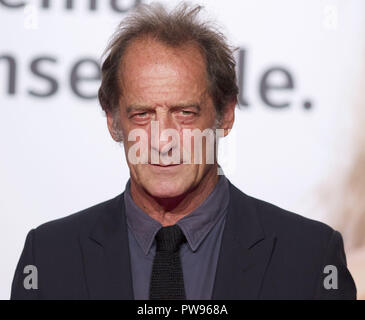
130,165,219,226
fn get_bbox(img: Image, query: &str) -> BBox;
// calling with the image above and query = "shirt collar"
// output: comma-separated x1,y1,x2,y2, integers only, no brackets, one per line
124,173,230,255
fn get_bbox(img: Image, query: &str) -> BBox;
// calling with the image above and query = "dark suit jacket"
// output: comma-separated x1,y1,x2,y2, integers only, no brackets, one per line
11,182,357,299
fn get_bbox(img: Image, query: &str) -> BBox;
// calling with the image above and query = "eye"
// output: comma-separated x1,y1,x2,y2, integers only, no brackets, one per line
131,112,150,120
175,109,197,124
135,112,148,118
179,110,196,116
129,111,151,124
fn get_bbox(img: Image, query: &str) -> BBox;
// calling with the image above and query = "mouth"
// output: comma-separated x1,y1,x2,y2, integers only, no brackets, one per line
149,163,181,167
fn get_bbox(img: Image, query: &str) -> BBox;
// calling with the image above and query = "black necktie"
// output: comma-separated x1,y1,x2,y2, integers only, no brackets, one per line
149,224,186,300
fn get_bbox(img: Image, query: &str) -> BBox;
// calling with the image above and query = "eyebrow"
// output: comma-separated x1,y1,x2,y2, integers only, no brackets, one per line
126,103,201,114
126,105,150,113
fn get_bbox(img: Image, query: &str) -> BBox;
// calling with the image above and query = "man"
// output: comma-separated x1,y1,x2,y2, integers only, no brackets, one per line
11,3,356,300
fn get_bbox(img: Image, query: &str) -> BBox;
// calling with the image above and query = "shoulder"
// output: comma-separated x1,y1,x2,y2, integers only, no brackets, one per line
228,182,357,299
229,182,335,247
33,193,124,242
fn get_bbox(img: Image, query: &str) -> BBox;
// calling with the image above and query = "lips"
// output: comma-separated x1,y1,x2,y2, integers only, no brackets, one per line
149,163,181,167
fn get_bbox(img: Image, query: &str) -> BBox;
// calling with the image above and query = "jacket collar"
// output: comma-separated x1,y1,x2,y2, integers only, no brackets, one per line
212,181,277,299
80,193,134,300
80,180,276,300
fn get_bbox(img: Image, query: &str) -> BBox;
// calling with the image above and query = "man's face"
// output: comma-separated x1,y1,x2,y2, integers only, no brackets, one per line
108,37,223,198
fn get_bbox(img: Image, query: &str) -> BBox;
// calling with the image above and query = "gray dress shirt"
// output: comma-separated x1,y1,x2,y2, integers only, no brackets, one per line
123,174,230,300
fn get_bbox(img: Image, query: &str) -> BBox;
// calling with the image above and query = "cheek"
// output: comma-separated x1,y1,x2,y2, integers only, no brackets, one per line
123,128,151,165
120,117,150,142
206,109,218,127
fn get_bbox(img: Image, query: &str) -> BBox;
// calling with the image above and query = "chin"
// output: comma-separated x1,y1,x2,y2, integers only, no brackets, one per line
143,179,189,199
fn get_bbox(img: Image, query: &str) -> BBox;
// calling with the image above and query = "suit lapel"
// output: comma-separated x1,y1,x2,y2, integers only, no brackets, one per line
80,194,134,300
79,182,276,300
212,183,277,299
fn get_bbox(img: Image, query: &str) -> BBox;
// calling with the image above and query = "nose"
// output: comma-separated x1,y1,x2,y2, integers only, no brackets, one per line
150,109,180,159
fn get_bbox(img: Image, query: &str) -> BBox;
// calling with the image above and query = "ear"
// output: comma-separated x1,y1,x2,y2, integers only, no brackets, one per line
219,97,236,137
106,110,123,142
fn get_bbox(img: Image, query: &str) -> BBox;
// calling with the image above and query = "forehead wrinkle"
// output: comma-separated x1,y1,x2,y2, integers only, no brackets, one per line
117,37,214,114
128,88,208,110
126,101,203,113
123,77,207,110
119,37,208,84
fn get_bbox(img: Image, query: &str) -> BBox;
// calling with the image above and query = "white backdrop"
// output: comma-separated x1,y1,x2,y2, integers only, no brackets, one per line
1,0,365,299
